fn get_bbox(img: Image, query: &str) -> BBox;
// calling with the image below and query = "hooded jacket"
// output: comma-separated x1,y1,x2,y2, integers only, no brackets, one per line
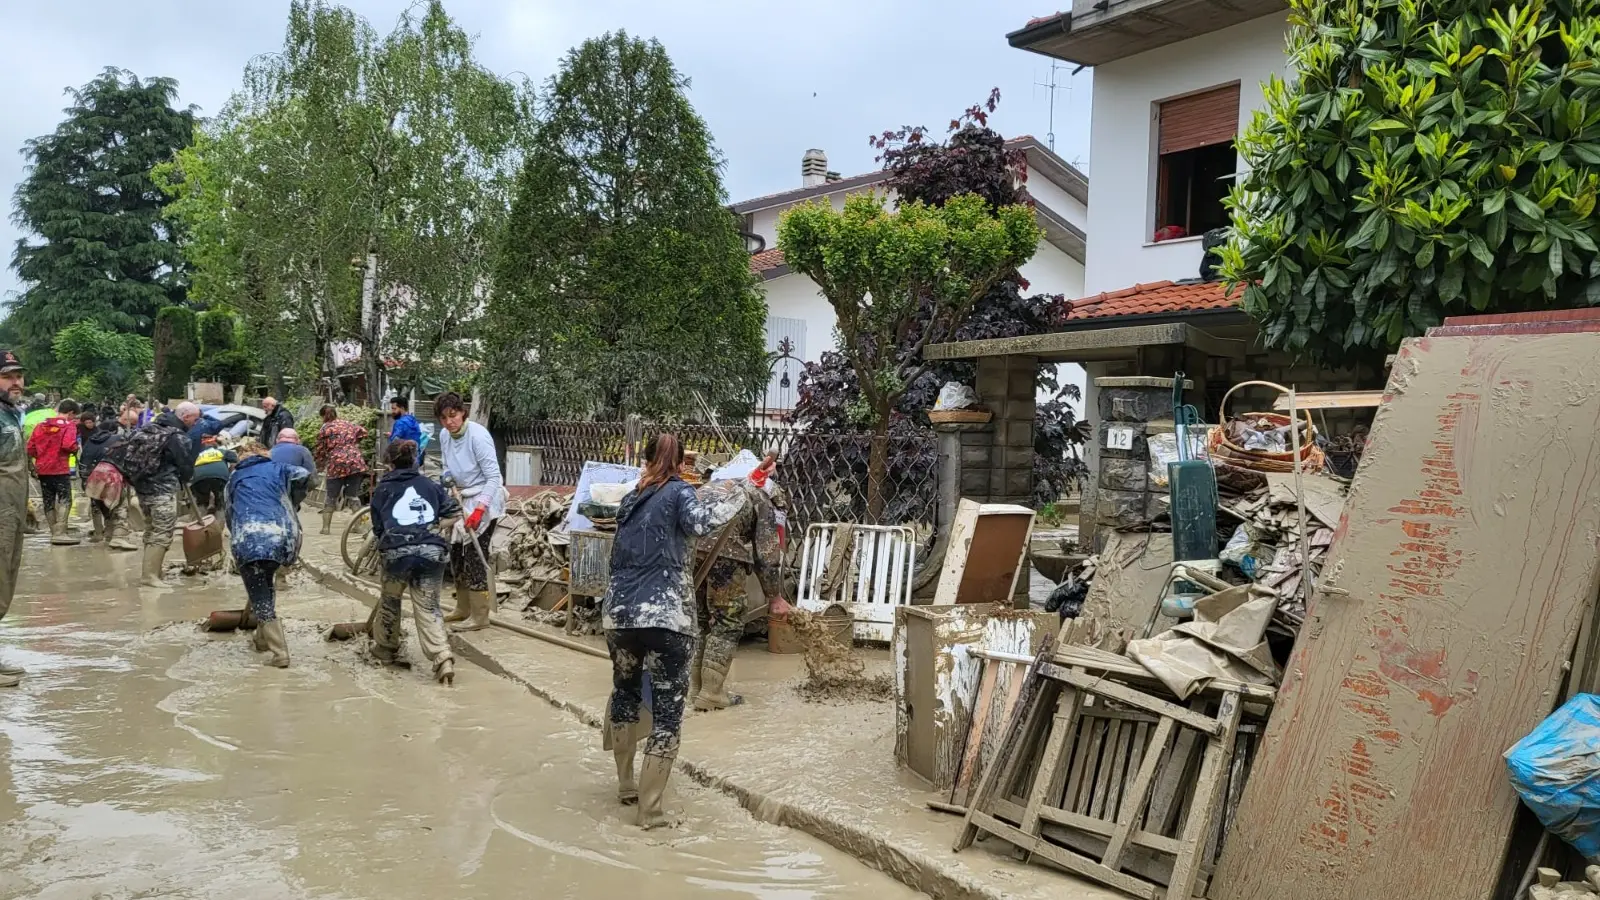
78,421,122,477
26,415,77,476
601,477,747,636
369,467,461,556
260,406,294,448
224,454,308,566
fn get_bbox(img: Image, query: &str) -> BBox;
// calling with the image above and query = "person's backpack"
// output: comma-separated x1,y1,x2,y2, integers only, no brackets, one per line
107,423,177,483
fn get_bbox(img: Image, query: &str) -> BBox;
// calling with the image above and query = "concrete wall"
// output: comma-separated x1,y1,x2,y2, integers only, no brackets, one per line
1083,13,1289,294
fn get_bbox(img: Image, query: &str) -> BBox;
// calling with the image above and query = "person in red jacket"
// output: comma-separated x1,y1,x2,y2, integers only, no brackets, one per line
26,399,80,545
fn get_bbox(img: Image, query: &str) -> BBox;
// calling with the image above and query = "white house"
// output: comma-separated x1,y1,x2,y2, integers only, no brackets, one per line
731,139,1090,419
1008,1,1288,308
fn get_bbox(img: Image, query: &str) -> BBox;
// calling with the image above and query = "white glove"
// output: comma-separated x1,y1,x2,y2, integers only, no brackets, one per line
450,519,469,544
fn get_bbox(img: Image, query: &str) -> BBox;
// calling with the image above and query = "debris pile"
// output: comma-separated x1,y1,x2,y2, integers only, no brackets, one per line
1216,471,1345,628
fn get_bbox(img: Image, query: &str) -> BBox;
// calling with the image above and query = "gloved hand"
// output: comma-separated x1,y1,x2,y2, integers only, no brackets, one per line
440,473,458,491
465,506,484,531
769,596,794,616
450,519,469,544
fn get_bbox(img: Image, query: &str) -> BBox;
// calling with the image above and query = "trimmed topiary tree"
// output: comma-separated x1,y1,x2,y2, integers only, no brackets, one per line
152,306,199,400
1222,0,1600,365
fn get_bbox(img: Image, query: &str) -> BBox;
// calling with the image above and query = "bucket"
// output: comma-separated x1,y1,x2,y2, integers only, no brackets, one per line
182,514,223,564
768,612,804,654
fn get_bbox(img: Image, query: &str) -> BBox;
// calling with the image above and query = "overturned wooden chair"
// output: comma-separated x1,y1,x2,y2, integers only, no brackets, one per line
955,645,1273,899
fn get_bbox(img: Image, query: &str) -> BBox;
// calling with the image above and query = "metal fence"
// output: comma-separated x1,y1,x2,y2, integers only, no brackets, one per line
496,420,940,539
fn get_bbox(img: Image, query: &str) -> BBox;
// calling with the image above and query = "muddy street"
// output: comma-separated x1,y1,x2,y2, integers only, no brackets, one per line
0,539,923,899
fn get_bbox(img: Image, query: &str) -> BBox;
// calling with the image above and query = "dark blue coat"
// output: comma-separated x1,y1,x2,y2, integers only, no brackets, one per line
224,455,309,566
602,478,746,636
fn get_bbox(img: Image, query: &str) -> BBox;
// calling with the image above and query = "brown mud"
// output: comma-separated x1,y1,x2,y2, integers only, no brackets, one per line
787,610,893,704
0,537,920,899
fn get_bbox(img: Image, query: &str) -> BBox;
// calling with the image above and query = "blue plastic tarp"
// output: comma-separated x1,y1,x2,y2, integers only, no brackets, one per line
1505,693,1600,858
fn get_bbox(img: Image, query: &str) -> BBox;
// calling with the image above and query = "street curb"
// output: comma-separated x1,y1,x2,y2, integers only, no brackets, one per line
300,558,1012,900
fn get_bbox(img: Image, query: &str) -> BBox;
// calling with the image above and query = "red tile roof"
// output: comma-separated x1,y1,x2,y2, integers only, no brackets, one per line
750,248,787,274
1067,279,1241,320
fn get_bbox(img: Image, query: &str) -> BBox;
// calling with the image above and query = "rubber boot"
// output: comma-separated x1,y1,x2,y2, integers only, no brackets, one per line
689,641,705,700
443,576,469,623
319,508,334,536
24,503,39,535
693,639,740,711
252,619,268,652
141,545,168,588
637,753,678,830
610,721,640,805
0,672,18,688
449,589,491,632
108,515,138,552
48,509,81,546
259,619,290,668
434,657,455,686
89,507,105,543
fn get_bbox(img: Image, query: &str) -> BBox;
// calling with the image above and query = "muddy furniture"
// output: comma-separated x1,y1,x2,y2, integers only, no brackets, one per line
892,605,1058,790
955,644,1272,899
932,500,1036,608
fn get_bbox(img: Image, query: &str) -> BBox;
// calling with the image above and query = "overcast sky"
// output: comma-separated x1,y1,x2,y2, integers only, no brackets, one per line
0,0,1093,304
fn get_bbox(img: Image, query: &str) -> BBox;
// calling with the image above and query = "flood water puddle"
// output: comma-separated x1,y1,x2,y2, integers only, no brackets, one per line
0,543,923,899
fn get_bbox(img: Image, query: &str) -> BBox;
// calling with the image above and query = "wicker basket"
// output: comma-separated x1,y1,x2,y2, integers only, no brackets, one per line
1207,380,1323,473
927,408,993,425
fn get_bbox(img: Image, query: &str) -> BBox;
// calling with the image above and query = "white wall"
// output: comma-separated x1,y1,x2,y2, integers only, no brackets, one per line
1083,12,1289,295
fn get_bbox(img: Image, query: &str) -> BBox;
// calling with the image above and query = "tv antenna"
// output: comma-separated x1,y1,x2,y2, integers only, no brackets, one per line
1035,61,1073,153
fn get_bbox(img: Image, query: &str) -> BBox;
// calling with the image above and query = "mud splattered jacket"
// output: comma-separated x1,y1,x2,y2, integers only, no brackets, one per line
602,477,747,636
705,480,785,599
224,455,309,566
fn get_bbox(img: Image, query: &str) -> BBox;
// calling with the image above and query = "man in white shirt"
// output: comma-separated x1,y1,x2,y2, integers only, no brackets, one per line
434,392,504,632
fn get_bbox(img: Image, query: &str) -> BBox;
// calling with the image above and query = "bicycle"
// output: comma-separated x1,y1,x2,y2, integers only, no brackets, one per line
341,505,381,579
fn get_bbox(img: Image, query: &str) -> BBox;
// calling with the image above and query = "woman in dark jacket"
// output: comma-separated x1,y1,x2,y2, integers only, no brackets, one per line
602,433,746,828
224,440,309,668
77,414,121,542
367,440,460,684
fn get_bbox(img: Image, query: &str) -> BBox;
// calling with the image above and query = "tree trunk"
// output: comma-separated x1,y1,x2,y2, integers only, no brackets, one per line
866,418,890,525
359,250,383,408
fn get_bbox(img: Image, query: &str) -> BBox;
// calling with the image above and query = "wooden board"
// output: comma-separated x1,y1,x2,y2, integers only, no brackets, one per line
1211,331,1600,900
1078,531,1174,652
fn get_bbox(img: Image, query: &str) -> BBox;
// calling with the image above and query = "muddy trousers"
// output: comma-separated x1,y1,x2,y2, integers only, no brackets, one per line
240,561,281,620
694,559,747,709
449,519,497,592
375,560,454,671
606,627,694,758
38,474,71,515
136,491,178,549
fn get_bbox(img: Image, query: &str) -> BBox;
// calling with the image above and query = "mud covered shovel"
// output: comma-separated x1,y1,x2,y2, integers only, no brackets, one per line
180,489,223,567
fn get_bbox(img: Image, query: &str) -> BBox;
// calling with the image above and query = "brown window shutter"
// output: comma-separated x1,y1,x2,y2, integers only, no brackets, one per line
1159,84,1241,155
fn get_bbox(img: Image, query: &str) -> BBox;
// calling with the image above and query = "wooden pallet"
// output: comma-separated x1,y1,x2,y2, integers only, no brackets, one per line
955,652,1267,899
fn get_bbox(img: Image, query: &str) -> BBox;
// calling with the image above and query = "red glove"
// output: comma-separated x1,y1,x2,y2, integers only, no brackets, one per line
749,467,769,489
465,507,484,531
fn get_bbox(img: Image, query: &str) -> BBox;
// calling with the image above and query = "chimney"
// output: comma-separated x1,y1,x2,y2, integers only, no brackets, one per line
801,149,828,188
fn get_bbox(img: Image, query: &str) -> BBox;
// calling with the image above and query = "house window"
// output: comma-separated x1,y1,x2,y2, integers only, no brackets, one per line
1154,84,1240,241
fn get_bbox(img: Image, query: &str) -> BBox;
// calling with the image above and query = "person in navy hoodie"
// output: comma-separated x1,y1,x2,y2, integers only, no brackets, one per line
224,439,309,668
367,439,460,684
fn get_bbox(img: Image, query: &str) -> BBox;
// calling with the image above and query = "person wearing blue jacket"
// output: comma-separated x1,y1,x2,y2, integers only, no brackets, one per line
367,439,460,685
224,439,309,668
389,396,421,446
602,432,747,828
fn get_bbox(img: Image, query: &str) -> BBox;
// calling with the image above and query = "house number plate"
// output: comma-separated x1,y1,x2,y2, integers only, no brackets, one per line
1105,426,1135,451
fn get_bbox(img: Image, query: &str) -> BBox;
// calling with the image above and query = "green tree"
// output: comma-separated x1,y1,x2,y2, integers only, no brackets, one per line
52,320,154,401
1222,0,1600,364
152,306,199,400
488,31,768,421
8,69,196,373
157,0,530,403
194,310,254,386
778,192,1040,519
